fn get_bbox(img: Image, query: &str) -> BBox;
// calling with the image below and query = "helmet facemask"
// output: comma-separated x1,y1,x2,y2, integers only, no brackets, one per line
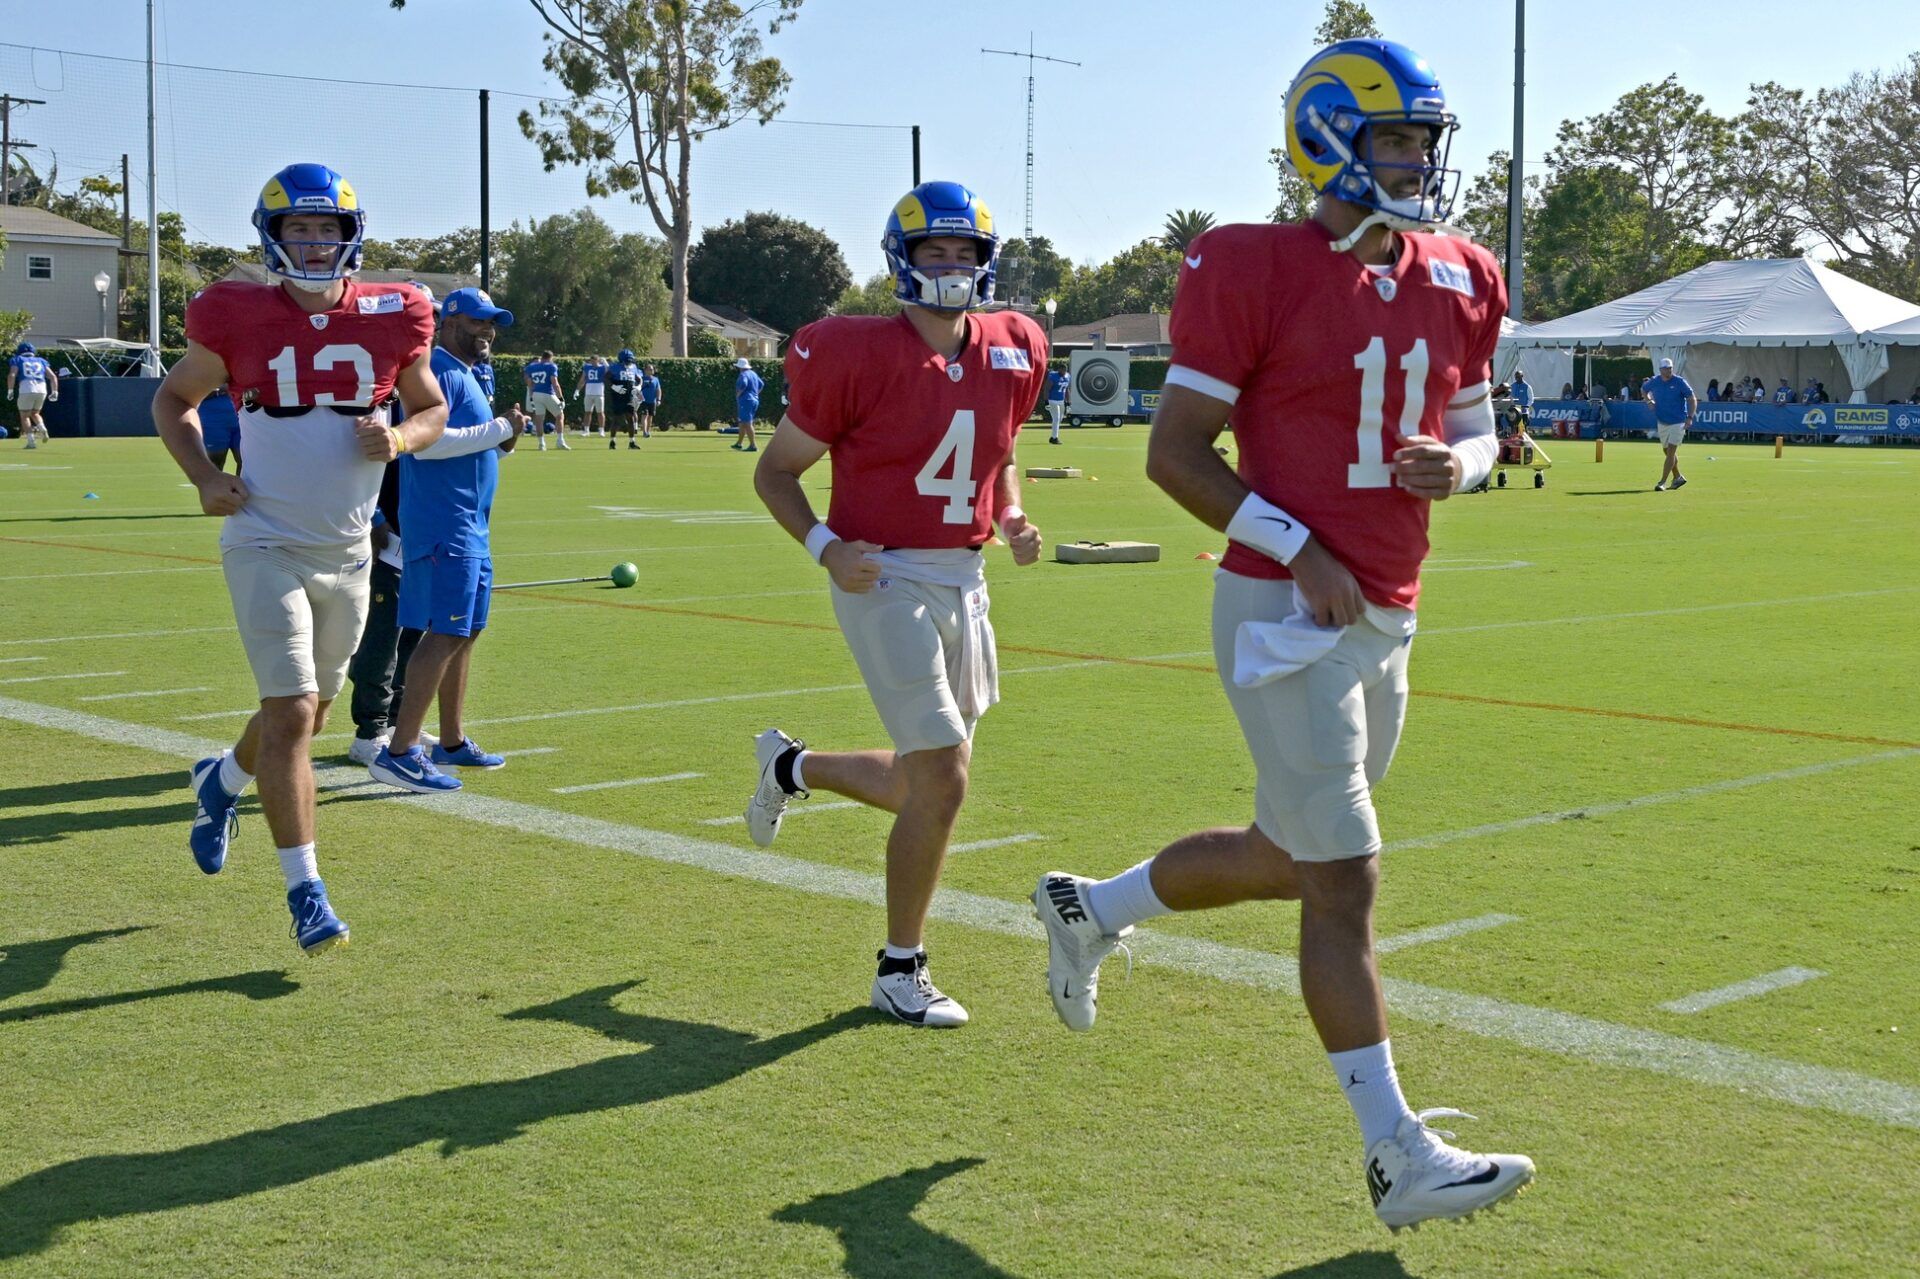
256,209,365,292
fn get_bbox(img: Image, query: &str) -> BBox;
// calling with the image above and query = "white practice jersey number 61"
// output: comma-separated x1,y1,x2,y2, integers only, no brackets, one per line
267,343,376,407
1349,336,1429,489
916,409,978,524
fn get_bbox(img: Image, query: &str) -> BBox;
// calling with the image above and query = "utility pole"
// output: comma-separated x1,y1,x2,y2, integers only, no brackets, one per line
145,0,161,373
0,93,45,206
981,34,1079,303
121,154,131,249
1506,0,1525,317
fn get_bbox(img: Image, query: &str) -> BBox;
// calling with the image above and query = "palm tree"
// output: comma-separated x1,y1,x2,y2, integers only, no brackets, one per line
1161,209,1218,254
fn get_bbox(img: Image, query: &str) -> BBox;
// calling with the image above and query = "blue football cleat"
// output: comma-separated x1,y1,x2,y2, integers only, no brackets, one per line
368,743,462,793
288,878,349,954
431,737,506,769
188,754,240,874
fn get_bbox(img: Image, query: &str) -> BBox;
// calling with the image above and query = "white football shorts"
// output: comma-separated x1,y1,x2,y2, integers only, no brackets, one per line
583,387,605,409
1212,570,1410,861
15,389,46,412
831,574,998,755
223,541,373,701
1655,420,1687,446
527,391,564,417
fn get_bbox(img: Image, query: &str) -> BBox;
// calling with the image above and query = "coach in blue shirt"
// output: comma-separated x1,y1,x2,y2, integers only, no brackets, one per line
368,286,525,794
1641,357,1696,492
1508,369,1534,414
732,357,763,454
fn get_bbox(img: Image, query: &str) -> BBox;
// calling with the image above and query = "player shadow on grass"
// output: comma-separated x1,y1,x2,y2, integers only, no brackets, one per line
0,798,195,846
0,980,868,1260
0,969,297,1026
774,1157,1017,1279
0,769,191,812
0,926,152,1003
1269,1251,1420,1278
1566,489,1661,497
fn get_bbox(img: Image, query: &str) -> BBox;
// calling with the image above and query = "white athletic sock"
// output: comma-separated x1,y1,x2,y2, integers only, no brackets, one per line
790,749,810,793
1329,1040,1417,1148
217,752,254,796
882,942,922,963
277,842,320,891
1083,858,1172,934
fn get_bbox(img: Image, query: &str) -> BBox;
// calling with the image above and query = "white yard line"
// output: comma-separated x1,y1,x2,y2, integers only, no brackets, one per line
500,747,561,758
0,565,216,582
551,771,704,795
1418,586,1920,637
177,708,258,722
949,833,1046,854
1383,750,1920,852
0,670,128,686
699,800,867,826
1660,967,1828,1015
2,691,1916,1132
1375,913,1522,954
3,624,232,646
0,656,48,665
78,686,211,702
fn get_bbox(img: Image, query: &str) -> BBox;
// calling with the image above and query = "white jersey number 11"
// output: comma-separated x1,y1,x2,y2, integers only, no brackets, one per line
1349,337,1428,489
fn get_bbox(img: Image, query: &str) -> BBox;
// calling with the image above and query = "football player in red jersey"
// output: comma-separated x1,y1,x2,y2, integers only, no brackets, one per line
1033,43,1534,1230
152,164,448,955
746,181,1047,1028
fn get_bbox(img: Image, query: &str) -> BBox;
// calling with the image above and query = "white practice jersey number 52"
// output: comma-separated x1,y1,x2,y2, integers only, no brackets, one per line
266,343,376,407
916,409,978,524
1349,336,1429,489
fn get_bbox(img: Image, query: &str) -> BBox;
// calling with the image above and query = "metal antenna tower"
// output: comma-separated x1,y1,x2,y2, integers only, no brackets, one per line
982,34,1079,300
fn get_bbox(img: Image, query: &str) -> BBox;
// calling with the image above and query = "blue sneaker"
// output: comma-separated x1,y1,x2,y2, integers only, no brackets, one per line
188,754,239,874
368,743,463,793
288,878,349,954
431,737,506,769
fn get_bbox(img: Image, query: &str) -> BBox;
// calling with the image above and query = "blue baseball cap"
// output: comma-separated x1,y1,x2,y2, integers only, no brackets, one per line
441,287,514,326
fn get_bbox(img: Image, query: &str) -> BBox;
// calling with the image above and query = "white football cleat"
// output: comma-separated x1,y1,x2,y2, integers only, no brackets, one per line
870,952,968,1028
1366,1109,1534,1232
744,727,803,847
1032,871,1131,1032
346,734,390,766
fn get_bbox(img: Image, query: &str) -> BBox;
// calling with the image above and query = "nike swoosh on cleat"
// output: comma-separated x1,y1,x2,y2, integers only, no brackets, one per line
1184,254,1202,269
1438,1162,1502,1189
875,988,928,1024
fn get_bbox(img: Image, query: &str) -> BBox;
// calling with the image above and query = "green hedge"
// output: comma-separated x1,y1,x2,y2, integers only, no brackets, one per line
161,349,787,428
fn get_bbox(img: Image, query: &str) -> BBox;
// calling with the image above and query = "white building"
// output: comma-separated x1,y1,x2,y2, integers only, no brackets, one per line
0,206,122,344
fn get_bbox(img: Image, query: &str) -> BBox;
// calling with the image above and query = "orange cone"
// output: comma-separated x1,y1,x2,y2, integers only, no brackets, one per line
1194,551,1218,561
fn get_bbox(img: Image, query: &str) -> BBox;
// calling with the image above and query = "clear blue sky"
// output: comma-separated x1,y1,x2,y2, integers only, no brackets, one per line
7,0,1916,281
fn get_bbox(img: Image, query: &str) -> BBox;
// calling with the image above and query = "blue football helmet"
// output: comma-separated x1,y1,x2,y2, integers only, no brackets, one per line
1282,40,1461,245
617,348,636,363
15,342,33,356
882,181,998,311
251,163,366,292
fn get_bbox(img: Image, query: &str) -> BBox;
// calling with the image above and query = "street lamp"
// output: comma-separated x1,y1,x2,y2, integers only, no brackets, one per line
1043,296,1056,345
93,270,112,338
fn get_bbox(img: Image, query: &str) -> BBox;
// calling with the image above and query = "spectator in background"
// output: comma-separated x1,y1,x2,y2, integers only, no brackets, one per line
1774,378,1796,405
1619,383,1632,401
1559,380,1575,399
1706,378,1721,402
1508,369,1533,418
1751,378,1769,404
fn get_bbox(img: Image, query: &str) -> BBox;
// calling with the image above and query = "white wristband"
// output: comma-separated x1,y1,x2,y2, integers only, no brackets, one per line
804,522,839,564
1225,491,1312,566
996,504,1024,535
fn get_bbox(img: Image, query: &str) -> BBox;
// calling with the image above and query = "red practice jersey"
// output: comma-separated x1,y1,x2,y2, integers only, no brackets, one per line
1168,221,1507,610
186,279,435,411
784,310,1048,549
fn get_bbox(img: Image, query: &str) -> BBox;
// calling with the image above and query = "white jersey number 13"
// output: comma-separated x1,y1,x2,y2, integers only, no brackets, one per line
1349,337,1428,489
916,409,978,524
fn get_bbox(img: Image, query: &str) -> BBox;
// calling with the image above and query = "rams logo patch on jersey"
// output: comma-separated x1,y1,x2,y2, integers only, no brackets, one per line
357,293,406,315
1428,257,1474,298
989,347,1032,371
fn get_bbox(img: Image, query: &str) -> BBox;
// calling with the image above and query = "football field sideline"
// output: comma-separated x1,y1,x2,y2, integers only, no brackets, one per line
4,691,1916,1134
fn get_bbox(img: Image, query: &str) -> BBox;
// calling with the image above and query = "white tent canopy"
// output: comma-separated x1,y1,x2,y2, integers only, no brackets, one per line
1504,258,1920,402
1866,313,1920,402
1492,315,1574,397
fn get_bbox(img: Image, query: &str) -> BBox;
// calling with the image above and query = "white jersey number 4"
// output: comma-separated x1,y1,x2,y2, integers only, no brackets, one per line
1349,337,1429,489
916,409,978,524
266,343,376,407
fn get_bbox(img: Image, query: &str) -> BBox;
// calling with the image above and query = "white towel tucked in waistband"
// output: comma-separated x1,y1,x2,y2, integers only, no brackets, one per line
868,548,998,720
1230,583,1417,688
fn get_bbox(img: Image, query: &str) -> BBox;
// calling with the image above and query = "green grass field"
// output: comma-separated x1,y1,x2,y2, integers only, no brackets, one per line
2,428,1916,1278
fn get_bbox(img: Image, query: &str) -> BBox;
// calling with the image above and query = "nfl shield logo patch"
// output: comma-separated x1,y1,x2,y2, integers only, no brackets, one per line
309,314,329,330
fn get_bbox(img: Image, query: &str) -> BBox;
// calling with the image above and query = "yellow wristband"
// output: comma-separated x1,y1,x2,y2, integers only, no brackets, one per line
388,426,407,455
